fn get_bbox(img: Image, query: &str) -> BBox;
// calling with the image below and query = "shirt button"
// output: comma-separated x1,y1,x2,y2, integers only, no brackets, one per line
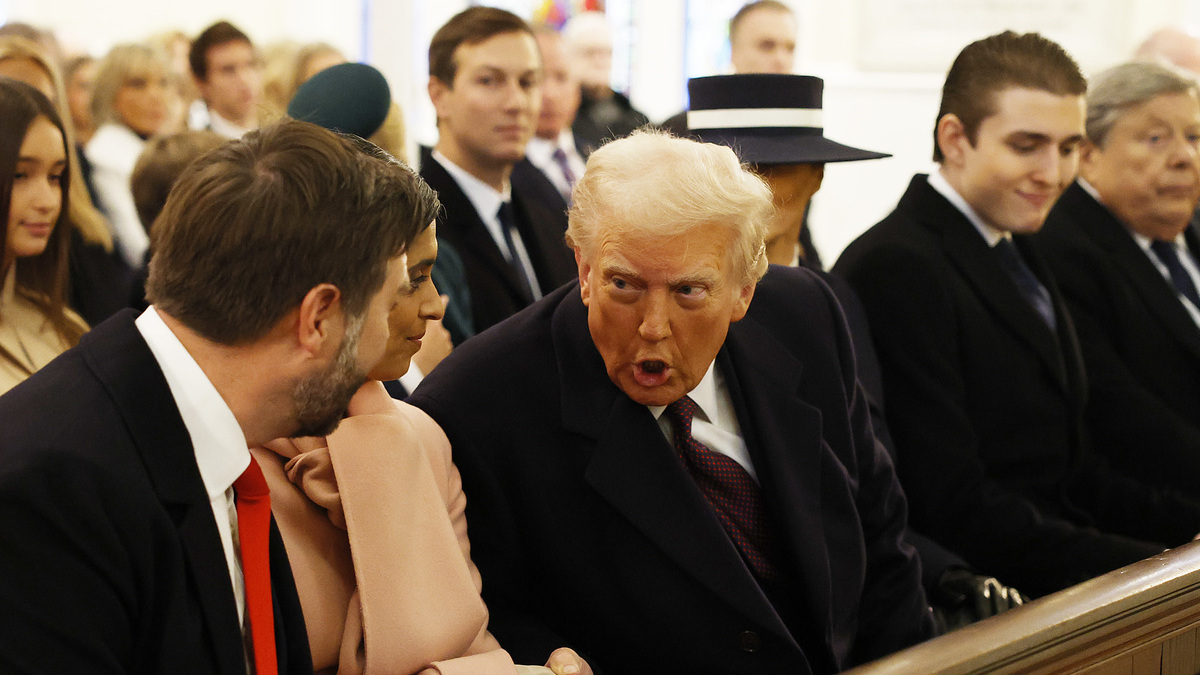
738,630,762,653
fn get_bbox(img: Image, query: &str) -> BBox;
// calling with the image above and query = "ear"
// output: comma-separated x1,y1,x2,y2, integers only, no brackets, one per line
296,283,344,358
936,113,969,168
428,76,451,120
1077,138,1100,183
574,247,592,307
730,281,757,323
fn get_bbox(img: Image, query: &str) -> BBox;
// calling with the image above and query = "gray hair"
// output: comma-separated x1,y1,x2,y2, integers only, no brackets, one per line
1087,61,1199,147
566,130,772,285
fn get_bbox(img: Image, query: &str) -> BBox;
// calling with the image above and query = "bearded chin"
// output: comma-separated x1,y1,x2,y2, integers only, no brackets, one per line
290,314,368,438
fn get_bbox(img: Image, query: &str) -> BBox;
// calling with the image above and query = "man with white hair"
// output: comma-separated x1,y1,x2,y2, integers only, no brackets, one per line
410,130,933,674
564,11,649,155
1038,61,1200,496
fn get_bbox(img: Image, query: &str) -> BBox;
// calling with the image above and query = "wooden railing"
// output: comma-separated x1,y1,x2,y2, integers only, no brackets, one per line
844,542,1200,675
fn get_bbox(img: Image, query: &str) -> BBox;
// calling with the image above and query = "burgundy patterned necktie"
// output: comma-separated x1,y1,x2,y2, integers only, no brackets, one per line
665,396,777,579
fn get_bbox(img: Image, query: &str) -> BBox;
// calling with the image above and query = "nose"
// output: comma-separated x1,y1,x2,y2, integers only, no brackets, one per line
32,176,60,213
637,290,671,342
420,279,445,321
1033,147,1074,188
1169,134,1200,172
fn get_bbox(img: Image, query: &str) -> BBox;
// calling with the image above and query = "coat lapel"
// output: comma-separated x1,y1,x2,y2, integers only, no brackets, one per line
552,293,793,644
420,149,534,306
905,179,1070,388
1069,186,1200,362
720,320,835,653
81,312,246,675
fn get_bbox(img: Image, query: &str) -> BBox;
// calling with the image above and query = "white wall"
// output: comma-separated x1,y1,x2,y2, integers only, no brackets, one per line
7,0,1198,261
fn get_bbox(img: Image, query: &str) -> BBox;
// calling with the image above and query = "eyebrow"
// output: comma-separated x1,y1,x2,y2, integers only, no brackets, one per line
601,260,721,287
1005,131,1083,145
408,256,437,271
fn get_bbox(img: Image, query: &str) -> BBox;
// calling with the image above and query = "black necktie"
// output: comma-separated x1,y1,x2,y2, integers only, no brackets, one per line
1149,239,1200,308
497,202,535,301
994,238,1057,331
665,396,777,579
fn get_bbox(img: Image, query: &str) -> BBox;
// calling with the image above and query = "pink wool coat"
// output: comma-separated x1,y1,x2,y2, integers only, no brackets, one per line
252,381,515,675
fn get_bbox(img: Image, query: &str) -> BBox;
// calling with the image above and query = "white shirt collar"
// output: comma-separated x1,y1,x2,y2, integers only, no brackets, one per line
134,306,250,499
648,361,721,424
928,169,1009,247
432,148,511,215
207,109,255,140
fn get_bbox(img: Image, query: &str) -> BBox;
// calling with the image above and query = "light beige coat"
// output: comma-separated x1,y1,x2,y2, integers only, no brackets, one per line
253,381,514,675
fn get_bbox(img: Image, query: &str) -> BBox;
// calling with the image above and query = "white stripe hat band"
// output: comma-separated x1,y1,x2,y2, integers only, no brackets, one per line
686,74,889,165
687,107,823,131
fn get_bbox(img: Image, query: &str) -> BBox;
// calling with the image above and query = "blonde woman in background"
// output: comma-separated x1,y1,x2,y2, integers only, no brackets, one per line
86,43,171,270
0,37,133,325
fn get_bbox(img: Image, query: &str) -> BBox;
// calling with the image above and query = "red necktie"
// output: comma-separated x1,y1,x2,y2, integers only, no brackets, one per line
234,457,277,675
665,396,777,579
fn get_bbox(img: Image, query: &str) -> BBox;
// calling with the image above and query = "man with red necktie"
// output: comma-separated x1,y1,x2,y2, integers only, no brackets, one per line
0,119,439,674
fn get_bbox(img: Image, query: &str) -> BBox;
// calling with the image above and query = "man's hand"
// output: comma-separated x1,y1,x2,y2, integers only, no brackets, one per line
932,568,1027,633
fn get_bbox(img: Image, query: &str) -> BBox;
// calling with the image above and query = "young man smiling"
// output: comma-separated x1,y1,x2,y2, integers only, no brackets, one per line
835,31,1200,598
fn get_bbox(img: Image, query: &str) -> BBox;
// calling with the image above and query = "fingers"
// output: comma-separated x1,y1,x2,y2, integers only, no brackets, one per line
544,647,592,675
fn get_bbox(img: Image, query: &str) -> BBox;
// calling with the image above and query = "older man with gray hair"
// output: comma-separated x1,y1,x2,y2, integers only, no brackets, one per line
1038,60,1200,497
409,130,933,674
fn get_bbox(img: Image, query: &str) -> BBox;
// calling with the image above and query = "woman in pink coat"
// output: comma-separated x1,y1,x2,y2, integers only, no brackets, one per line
252,221,589,675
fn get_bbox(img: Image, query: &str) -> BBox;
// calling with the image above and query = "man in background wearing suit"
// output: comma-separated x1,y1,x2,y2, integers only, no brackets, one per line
835,31,1200,599
0,120,434,674
410,131,933,674
421,7,576,334
526,26,587,206
189,20,263,139
1037,61,1200,496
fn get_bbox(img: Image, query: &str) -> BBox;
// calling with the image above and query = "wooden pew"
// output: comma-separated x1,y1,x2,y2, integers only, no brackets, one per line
844,542,1200,674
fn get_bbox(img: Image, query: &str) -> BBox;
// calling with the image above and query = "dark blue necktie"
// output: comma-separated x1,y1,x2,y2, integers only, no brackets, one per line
1149,239,1200,309
497,202,535,300
994,238,1057,331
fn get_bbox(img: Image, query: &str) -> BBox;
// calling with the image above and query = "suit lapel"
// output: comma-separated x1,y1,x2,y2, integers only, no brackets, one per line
906,180,1070,388
721,321,836,652
1069,186,1200,361
552,293,792,643
420,149,534,305
81,313,246,675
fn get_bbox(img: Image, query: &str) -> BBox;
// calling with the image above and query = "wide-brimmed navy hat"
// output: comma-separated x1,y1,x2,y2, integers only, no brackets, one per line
687,73,889,165
287,62,391,139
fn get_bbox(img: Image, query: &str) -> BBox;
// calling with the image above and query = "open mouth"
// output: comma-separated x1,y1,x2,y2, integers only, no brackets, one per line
634,359,669,387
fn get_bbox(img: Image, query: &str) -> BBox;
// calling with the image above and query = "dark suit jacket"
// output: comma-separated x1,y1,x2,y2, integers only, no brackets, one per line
1037,183,1200,495
410,268,934,675
811,265,966,592
833,174,1200,597
0,311,311,675
419,147,576,333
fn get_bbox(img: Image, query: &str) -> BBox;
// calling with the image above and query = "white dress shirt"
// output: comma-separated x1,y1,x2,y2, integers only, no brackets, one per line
928,169,1008,246
526,131,587,203
649,362,757,482
135,306,251,628
1078,179,1200,328
431,150,543,299
208,109,256,140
